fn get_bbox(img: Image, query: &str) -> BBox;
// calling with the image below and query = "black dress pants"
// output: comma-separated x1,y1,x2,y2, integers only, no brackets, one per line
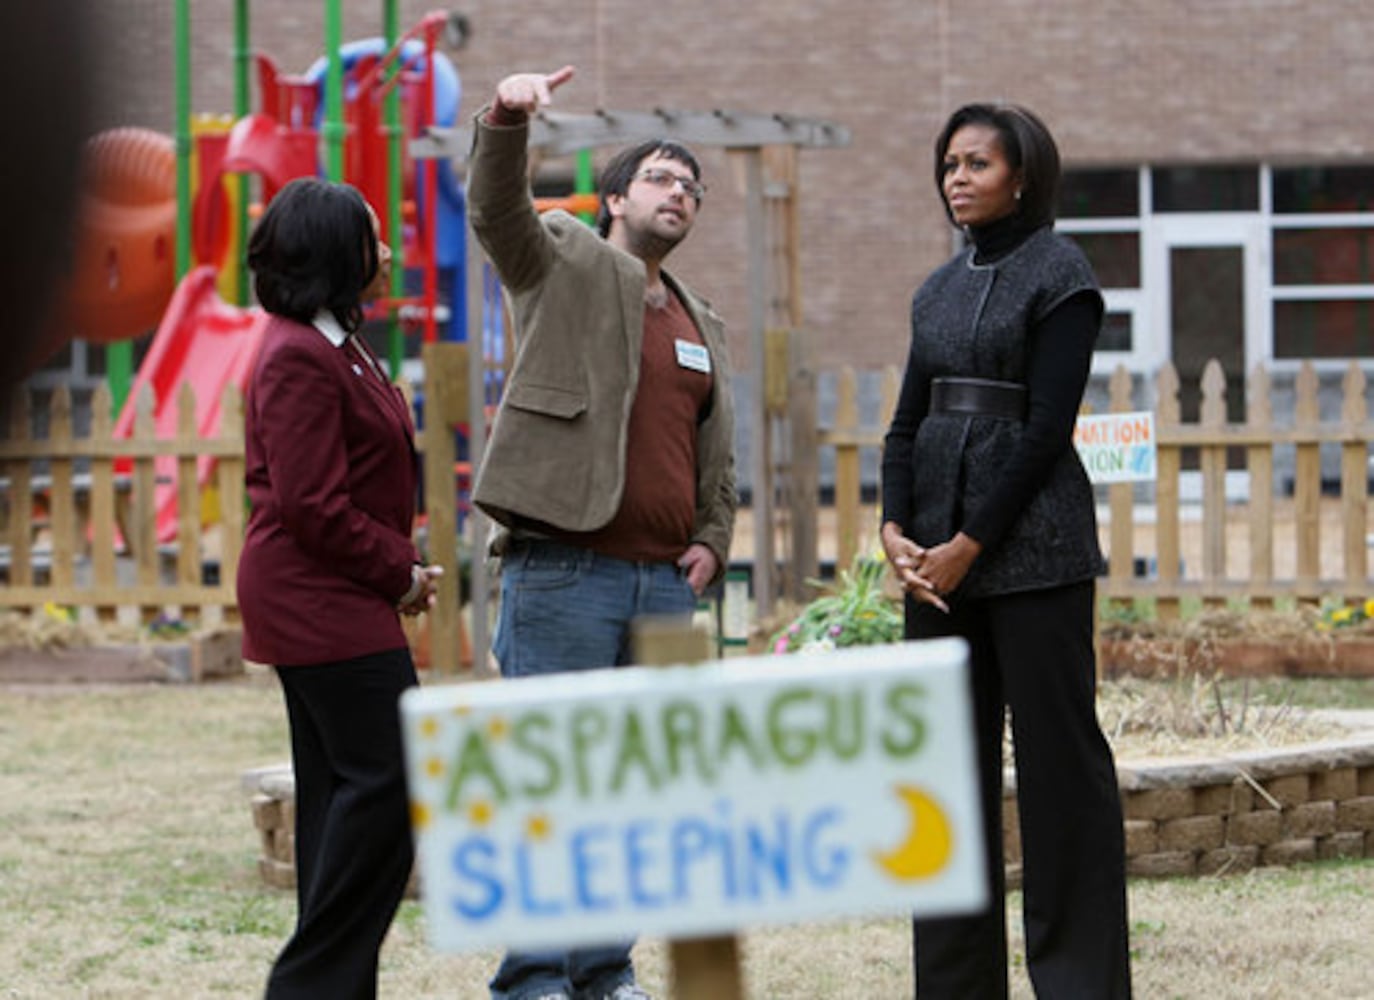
908,581,1131,999
266,648,418,1000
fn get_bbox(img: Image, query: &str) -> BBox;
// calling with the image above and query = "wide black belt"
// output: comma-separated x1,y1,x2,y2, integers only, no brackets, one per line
929,377,1028,421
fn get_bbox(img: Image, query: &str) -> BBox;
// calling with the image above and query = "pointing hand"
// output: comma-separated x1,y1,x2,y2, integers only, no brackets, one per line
494,65,576,115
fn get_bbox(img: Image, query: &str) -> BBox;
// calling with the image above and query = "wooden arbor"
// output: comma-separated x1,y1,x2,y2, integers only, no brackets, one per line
413,109,850,669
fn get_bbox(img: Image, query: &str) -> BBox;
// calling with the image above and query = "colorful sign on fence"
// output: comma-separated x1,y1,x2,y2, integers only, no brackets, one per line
400,639,985,953
1074,410,1157,484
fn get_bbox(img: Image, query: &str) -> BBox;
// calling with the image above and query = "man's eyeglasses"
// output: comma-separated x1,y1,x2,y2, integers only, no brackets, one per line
633,168,706,201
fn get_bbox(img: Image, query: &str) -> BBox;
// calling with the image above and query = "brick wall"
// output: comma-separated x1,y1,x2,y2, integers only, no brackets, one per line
88,1,1374,374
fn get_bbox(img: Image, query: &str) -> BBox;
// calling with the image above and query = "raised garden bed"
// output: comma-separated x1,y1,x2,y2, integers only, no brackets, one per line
1100,608,1374,679
0,614,243,683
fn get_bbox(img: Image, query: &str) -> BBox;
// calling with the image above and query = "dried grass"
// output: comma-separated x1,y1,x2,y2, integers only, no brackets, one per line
0,676,1370,998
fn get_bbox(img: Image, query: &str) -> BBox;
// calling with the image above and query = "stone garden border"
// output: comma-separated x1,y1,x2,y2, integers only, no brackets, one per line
244,730,1374,893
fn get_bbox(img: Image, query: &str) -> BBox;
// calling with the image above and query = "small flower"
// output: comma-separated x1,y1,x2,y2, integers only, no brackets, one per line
828,624,843,637
1332,608,1354,625
773,636,791,655
1363,597,1374,619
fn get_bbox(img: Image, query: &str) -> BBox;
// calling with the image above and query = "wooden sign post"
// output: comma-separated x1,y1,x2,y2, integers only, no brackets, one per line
399,635,985,997
634,619,744,1000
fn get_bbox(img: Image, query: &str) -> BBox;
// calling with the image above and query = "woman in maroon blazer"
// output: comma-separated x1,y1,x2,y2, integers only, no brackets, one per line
238,177,439,1000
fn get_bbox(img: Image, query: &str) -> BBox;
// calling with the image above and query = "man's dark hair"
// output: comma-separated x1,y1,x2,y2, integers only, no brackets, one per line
933,102,1061,230
596,139,701,238
248,177,379,332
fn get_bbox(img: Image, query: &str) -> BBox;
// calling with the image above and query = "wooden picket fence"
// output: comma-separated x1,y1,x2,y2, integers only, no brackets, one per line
1097,359,1371,616
0,382,245,623
0,346,480,673
796,358,1373,613
7,351,1370,639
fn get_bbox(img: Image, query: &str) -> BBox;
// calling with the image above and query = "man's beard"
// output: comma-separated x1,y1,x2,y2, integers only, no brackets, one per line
621,216,686,262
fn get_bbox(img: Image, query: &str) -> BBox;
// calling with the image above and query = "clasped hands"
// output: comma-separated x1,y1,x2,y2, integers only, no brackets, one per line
398,564,444,617
879,521,981,614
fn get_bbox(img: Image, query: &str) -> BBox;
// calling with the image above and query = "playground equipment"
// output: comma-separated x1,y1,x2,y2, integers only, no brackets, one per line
110,267,271,543
53,129,178,350
85,6,468,545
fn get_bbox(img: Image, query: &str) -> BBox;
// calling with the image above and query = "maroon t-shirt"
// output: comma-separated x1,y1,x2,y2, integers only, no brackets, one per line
552,290,713,562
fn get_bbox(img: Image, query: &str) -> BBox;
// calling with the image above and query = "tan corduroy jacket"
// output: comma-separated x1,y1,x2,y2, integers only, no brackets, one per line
467,112,737,574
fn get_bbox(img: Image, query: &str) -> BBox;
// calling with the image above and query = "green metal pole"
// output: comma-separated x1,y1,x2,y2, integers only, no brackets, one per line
174,0,192,279
384,0,404,376
233,0,250,305
112,0,196,413
575,149,596,226
323,0,344,182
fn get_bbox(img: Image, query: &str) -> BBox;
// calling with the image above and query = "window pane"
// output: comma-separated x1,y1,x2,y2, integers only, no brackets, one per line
1153,166,1258,212
1065,232,1140,288
1273,166,1374,213
1059,169,1138,218
1098,311,1132,352
1273,229,1374,285
1274,300,1374,357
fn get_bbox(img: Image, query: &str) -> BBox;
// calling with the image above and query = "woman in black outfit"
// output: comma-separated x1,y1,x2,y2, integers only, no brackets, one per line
880,104,1132,998
242,179,440,1000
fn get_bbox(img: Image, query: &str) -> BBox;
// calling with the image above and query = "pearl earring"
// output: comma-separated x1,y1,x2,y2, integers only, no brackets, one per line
1014,189,1023,201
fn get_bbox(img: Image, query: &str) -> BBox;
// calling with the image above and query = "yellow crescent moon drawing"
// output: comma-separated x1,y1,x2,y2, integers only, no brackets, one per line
871,784,953,881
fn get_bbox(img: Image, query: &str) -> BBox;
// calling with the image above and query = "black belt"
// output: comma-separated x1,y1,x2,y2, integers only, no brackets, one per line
929,377,1028,421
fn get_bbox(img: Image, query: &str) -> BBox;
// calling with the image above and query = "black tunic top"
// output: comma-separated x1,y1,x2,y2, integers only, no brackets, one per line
881,218,1106,598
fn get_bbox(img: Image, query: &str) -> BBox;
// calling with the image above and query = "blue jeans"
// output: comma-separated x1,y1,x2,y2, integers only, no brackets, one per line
489,539,696,999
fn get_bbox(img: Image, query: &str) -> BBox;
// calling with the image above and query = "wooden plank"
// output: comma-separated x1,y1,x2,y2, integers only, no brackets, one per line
763,145,802,333
1095,578,1345,601
1340,362,1369,588
0,437,246,459
1153,365,1183,620
89,384,118,619
464,218,491,670
1294,363,1321,587
7,390,32,585
421,341,466,676
131,385,160,623
631,619,744,1000
1198,361,1227,601
1246,365,1274,609
669,938,745,1000
218,384,245,621
0,584,235,606
176,383,201,588
48,385,77,588
786,331,819,602
833,366,860,574
413,109,852,162
763,328,791,416
742,149,775,619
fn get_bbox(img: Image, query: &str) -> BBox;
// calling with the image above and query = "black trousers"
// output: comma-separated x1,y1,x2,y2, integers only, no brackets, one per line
908,581,1131,999
266,648,418,1000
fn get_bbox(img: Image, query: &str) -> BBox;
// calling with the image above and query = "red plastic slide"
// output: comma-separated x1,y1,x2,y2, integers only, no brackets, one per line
113,265,269,544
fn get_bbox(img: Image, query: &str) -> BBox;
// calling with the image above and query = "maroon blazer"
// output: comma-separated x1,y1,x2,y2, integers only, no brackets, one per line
237,315,420,666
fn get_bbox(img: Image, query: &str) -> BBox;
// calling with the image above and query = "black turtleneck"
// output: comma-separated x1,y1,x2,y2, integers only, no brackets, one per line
968,212,1035,265
882,214,1102,554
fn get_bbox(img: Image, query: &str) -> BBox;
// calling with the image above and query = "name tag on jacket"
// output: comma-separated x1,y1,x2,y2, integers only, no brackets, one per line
675,339,711,373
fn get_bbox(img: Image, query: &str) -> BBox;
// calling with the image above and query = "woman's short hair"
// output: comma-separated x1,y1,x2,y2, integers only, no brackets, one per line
596,139,701,238
248,177,379,332
933,103,1061,230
